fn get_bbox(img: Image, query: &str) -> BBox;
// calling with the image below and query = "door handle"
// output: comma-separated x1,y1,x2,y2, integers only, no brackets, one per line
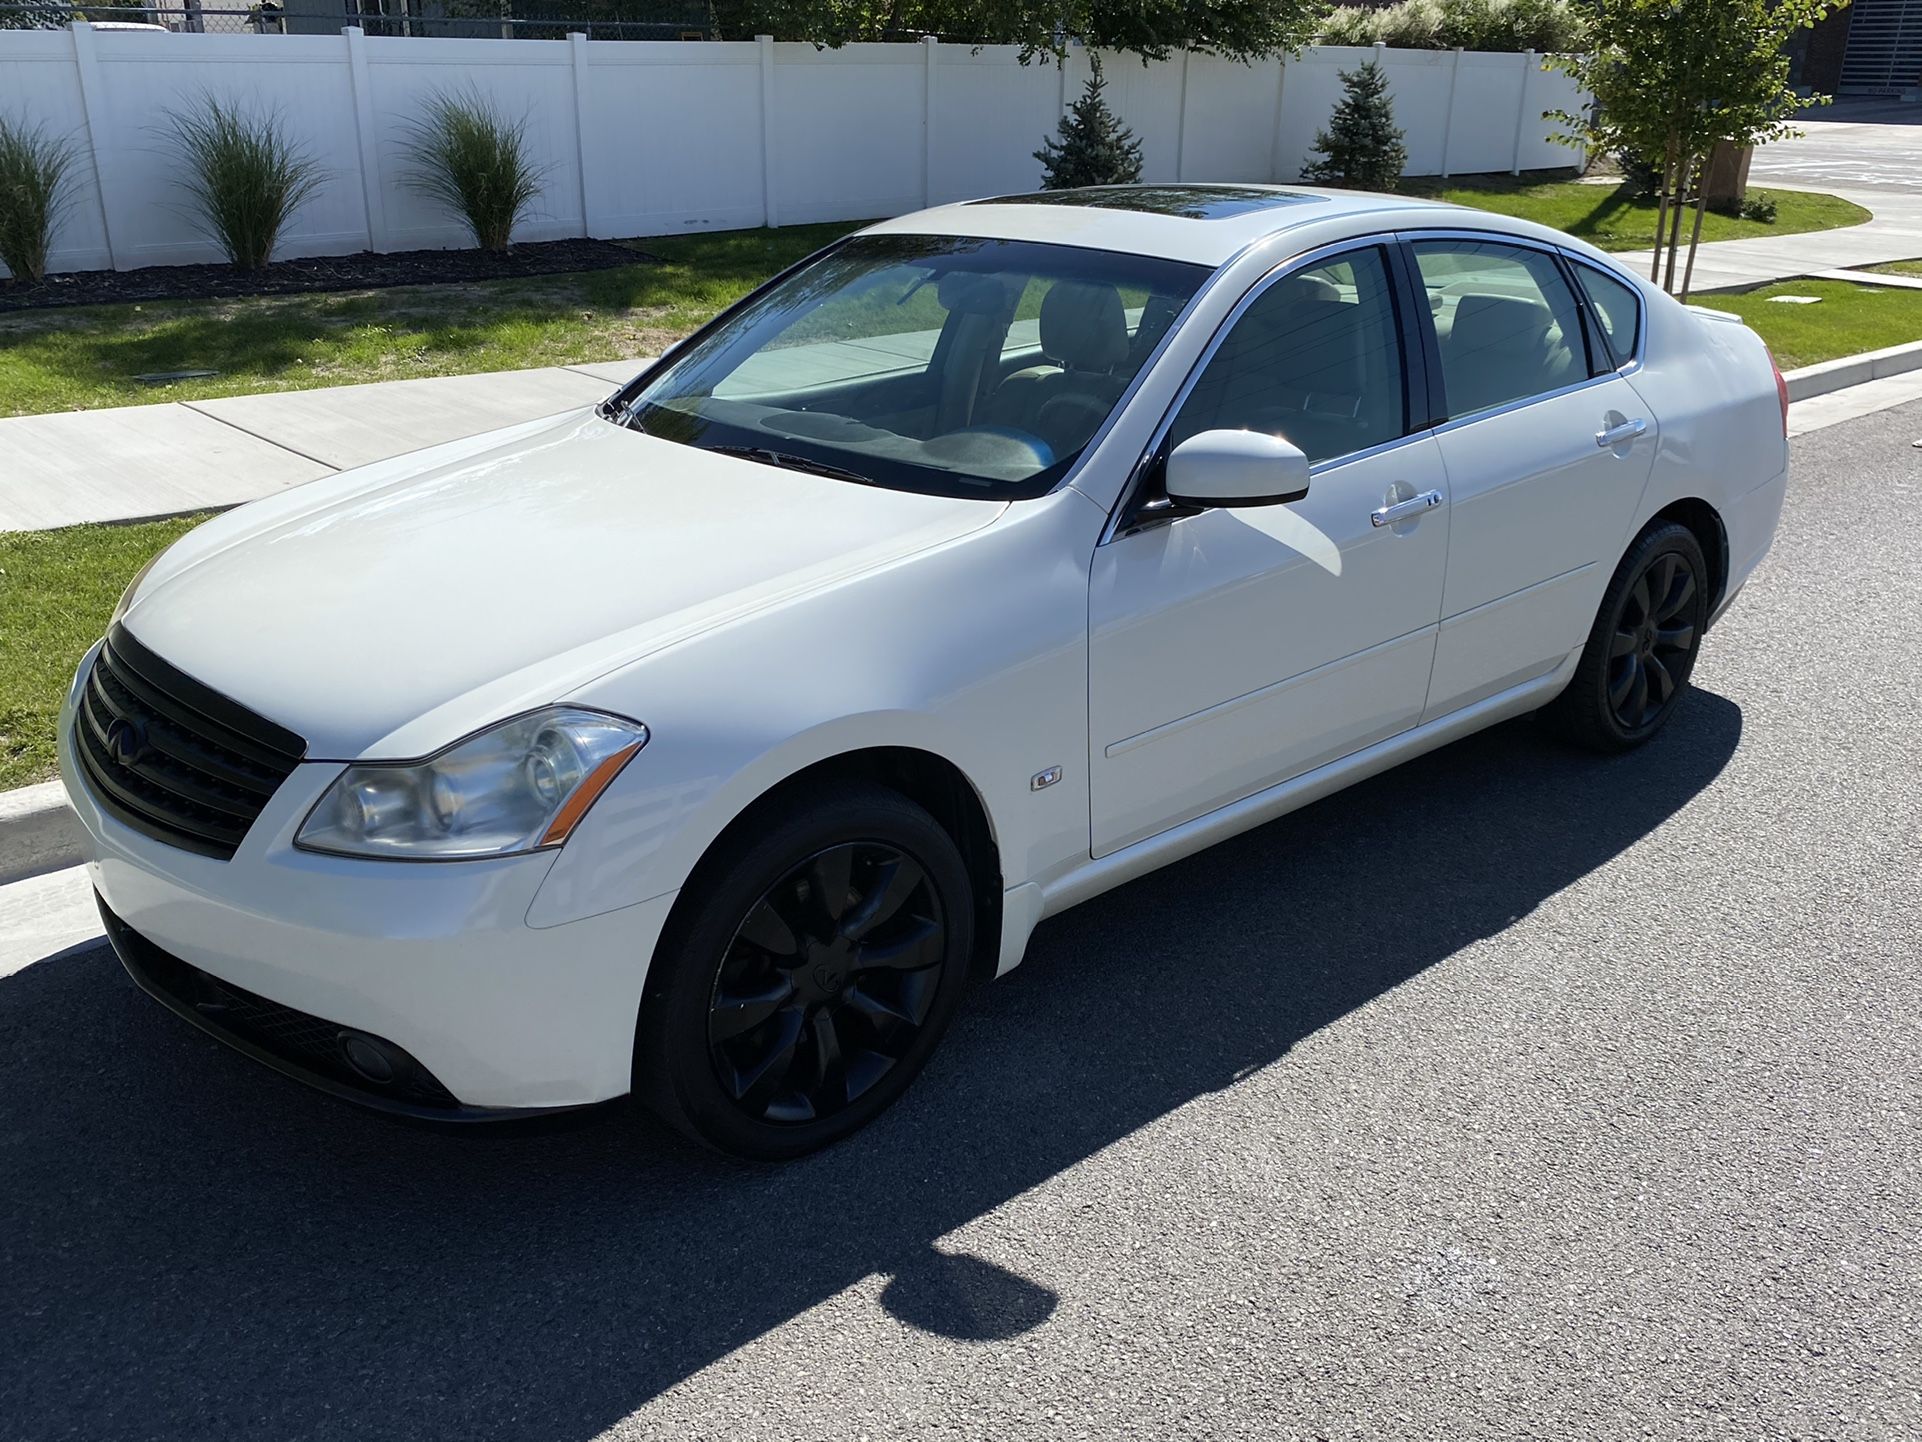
1370,489,1443,527
1596,417,1648,448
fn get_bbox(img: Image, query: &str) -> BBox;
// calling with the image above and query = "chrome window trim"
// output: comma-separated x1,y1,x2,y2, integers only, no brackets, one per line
1099,231,1416,545
1396,225,1648,374
1429,368,1628,437
1398,227,1645,428
1558,249,1649,371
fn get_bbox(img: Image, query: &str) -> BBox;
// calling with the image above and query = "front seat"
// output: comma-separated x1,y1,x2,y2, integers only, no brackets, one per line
979,280,1131,456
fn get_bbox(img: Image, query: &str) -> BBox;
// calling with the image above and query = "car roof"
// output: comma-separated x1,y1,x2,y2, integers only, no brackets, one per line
861,183,1606,271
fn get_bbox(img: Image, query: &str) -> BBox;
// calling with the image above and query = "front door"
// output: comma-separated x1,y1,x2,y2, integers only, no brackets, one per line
1086,244,1450,856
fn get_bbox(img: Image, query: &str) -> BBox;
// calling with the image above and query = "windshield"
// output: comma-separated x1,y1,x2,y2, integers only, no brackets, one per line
614,235,1210,500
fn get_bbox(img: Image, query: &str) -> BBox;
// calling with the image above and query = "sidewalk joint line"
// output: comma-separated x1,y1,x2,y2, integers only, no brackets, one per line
178,401,340,472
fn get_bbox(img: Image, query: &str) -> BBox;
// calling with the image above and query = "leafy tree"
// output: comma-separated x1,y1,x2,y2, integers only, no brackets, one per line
1303,60,1408,192
708,0,1322,61
1034,55,1144,189
1549,0,1839,299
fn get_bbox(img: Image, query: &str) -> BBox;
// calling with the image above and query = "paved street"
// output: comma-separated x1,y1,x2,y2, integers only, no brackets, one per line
3,398,1919,1438
1751,98,1922,194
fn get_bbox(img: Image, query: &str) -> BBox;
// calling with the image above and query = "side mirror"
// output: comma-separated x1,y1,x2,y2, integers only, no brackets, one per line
1164,429,1311,508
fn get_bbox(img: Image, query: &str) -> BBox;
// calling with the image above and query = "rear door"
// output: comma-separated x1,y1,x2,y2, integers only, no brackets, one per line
1405,236,1657,721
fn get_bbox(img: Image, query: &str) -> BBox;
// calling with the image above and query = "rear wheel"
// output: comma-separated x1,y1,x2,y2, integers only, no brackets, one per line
635,783,974,1160
1546,521,1708,752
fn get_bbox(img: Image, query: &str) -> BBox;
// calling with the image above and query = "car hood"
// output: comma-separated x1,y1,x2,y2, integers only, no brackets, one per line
123,412,1006,758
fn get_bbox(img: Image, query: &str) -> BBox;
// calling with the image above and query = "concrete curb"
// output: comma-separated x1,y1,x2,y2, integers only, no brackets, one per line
1783,338,1922,402
0,781,83,887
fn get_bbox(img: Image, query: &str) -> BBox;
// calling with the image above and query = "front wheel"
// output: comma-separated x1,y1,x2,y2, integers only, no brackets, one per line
1545,520,1709,752
635,783,975,1160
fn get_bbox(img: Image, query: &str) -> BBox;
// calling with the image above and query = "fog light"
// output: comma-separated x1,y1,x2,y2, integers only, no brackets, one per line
339,1030,400,1085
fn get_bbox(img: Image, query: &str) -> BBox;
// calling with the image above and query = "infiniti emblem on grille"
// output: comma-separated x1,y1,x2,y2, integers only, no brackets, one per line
105,717,148,766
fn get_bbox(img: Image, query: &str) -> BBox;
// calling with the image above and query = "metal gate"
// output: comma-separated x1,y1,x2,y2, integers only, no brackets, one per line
1841,0,1922,94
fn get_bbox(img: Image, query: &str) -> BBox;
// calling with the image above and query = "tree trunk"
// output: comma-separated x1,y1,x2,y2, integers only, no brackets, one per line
1679,186,1710,302
1650,135,1678,284
1663,153,1693,294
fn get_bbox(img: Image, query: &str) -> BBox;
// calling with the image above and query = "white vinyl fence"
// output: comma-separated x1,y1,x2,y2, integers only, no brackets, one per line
0,26,1586,276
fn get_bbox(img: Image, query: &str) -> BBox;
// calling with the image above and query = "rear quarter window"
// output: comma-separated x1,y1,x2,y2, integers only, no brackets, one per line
1574,263,1643,367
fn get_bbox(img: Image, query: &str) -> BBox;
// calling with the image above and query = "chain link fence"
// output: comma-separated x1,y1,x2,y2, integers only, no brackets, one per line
0,1,714,38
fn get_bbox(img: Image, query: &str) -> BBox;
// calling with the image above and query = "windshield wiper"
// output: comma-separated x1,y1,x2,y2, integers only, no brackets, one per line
596,395,646,433
704,445,877,487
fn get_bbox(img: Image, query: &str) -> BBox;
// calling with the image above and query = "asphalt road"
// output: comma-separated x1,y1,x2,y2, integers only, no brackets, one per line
1751,98,1922,193
4,400,1921,1441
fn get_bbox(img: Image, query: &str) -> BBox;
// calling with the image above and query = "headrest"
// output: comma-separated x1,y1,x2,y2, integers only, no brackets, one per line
1270,273,1343,308
937,271,1012,316
1040,281,1128,372
1448,293,1552,355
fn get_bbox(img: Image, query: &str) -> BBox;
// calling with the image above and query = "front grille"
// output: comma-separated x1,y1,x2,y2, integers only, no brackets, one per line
101,899,461,1111
74,624,305,859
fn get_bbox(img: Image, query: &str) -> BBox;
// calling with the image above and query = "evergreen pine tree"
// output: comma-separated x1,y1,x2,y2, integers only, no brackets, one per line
1304,61,1408,191
1034,55,1144,190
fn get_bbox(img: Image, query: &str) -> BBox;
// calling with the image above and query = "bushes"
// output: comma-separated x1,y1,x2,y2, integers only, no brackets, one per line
165,98,326,272
1373,0,1444,49
0,115,75,284
401,89,544,252
1317,0,1581,51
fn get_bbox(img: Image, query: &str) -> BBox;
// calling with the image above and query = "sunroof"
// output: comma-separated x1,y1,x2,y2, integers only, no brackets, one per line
969,185,1326,219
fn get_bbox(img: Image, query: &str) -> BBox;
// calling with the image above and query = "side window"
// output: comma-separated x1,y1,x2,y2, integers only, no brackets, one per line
1573,261,1642,368
1412,240,1586,420
1168,247,1406,467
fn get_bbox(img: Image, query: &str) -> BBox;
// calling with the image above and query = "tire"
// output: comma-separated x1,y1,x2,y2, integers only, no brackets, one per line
1545,520,1709,753
635,782,975,1160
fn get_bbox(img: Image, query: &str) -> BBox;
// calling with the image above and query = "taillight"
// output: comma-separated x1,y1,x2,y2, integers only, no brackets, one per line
1770,349,1789,437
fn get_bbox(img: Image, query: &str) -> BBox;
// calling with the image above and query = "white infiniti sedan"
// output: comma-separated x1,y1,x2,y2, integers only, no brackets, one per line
61,185,1789,1158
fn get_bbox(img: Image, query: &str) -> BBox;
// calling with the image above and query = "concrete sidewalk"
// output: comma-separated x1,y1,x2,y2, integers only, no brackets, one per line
1615,185,1922,293
0,359,644,531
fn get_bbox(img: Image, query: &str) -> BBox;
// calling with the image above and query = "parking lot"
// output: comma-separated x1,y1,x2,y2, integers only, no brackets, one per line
2,395,1917,1438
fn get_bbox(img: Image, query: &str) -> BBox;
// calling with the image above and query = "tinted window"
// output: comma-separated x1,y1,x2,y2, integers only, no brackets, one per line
1574,261,1642,367
1412,240,1585,419
621,235,1208,500
1168,247,1406,466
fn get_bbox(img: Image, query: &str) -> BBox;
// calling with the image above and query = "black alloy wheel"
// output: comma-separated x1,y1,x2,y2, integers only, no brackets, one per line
708,842,945,1125
636,783,974,1159
1546,519,1710,752
1606,549,1699,732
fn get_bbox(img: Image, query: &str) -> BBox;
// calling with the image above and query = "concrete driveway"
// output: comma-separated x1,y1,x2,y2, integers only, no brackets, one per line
2,399,1918,1438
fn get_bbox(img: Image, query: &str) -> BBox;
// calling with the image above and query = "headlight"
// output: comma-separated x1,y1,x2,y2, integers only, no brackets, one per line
111,549,166,625
295,708,647,860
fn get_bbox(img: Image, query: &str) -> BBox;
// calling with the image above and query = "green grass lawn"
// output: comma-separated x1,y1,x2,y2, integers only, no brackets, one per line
0,513,211,791
0,179,1874,421
1864,258,1922,279
0,222,857,418
1691,279,1922,370
1402,174,1870,254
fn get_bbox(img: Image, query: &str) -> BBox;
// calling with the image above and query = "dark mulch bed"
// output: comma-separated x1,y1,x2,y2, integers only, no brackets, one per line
0,238,659,315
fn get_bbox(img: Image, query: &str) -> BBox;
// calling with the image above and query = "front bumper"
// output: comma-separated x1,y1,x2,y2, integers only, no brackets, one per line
99,895,583,1123
59,648,679,1113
